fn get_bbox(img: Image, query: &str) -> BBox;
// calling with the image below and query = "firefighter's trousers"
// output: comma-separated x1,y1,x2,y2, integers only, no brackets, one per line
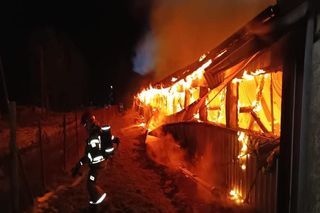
87,163,105,204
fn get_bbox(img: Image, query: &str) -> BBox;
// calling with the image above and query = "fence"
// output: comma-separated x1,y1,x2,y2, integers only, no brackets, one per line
0,107,119,212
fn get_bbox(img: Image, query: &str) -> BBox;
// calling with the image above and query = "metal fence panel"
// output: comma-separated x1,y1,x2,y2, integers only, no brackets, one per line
164,122,278,213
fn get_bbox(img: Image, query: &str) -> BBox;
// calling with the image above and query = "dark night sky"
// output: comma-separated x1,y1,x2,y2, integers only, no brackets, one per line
0,0,152,110
0,0,277,112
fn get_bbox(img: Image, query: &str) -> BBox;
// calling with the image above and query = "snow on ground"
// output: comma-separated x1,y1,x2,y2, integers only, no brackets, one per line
28,109,255,213
30,110,177,213
0,106,256,212
0,106,78,157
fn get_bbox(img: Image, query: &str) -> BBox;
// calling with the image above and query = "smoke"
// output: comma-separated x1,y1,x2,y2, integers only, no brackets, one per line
191,142,223,201
145,0,276,80
145,134,186,169
146,132,222,183
133,31,157,75
146,131,227,202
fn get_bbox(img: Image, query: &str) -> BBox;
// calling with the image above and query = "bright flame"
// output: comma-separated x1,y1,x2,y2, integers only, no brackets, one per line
232,69,266,83
237,131,249,157
243,70,254,80
207,87,226,125
229,189,244,204
135,60,212,130
232,78,241,83
199,54,207,61
134,63,282,208
171,77,178,82
252,100,262,112
214,49,227,59
135,65,281,135
236,70,282,135
241,164,246,170
252,69,265,76
237,131,249,171
138,122,146,127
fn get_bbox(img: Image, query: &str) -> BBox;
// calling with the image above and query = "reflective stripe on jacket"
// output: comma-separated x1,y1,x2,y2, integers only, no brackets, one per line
87,137,105,164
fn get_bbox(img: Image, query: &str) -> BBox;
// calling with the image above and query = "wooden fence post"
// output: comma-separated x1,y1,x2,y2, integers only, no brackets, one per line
75,111,79,158
9,101,19,213
18,152,34,204
38,120,46,191
63,114,67,171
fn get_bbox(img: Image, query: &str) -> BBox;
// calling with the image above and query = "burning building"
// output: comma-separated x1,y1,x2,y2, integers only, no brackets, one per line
135,1,320,213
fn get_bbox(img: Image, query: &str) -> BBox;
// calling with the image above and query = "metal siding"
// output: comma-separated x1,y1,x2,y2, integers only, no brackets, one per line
164,122,278,213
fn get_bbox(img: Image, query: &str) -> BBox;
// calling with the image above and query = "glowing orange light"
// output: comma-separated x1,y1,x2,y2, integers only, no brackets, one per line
214,49,227,59
232,69,266,83
243,71,254,80
236,131,249,171
193,113,200,119
251,69,265,76
171,77,177,82
199,54,207,61
229,189,244,204
136,59,212,130
138,122,146,127
241,164,246,170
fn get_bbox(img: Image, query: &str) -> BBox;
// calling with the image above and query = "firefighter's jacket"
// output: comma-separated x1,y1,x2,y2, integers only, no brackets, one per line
79,125,105,166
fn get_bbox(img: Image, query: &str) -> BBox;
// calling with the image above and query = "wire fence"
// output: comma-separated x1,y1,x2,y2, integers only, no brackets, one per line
0,106,119,212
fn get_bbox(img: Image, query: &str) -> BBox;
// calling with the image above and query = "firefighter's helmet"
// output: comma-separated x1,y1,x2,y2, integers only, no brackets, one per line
80,111,96,126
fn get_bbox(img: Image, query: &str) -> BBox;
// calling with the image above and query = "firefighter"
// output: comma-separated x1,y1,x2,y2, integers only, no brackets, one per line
71,111,107,207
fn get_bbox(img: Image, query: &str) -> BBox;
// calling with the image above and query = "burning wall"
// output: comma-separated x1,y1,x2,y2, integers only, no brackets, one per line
134,46,283,210
135,64,282,137
131,3,292,211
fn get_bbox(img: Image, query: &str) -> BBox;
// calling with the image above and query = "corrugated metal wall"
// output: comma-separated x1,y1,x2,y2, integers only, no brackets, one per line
162,122,278,213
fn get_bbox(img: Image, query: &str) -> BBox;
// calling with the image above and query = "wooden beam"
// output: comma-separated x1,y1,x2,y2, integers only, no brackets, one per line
251,111,269,133
226,82,238,128
199,87,208,121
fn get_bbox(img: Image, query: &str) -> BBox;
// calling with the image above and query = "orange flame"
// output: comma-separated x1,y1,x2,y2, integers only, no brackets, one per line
229,189,244,204
136,65,281,135
232,69,266,83
199,53,207,61
136,59,212,130
237,131,249,171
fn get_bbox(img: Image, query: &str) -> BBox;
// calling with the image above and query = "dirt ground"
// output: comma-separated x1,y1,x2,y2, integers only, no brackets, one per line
26,110,254,213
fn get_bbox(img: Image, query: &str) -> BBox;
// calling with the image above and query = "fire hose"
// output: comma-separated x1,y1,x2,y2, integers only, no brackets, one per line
178,166,215,194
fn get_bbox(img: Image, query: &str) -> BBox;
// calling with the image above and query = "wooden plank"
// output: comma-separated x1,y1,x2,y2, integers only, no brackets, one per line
226,82,238,128
9,102,19,213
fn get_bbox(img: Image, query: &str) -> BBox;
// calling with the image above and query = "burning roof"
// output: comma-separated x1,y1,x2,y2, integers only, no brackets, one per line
134,4,287,136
